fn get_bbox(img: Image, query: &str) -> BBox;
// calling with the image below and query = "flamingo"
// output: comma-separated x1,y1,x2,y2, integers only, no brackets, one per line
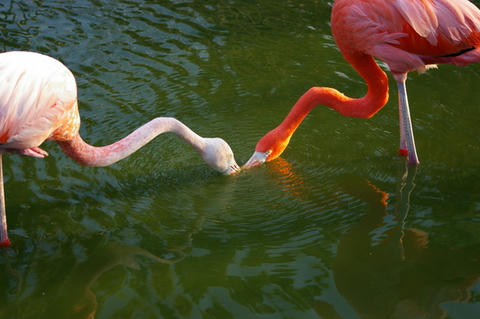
244,0,480,168
0,51,240,247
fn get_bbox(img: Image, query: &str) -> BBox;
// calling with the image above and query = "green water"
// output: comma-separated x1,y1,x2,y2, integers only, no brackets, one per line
1,0,480,318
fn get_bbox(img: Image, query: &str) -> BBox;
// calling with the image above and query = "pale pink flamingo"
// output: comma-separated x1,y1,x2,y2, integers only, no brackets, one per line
0,51,240,247
244,0,480,168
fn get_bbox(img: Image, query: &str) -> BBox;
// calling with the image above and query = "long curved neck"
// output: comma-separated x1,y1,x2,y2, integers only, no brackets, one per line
57,117,205,167
276,53,389,138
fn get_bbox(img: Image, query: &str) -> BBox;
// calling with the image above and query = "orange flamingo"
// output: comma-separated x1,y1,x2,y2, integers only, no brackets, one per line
0,51,240,247
244,0,480,168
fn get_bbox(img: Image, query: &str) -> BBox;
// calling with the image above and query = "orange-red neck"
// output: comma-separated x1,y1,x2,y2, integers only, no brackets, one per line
283,53,389,129
256,53,389,160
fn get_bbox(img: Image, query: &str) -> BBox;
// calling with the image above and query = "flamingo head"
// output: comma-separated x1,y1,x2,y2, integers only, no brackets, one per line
201,137,240,175
243,127,291,168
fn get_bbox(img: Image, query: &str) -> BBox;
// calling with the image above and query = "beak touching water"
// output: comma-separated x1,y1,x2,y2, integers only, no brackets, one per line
243,151,270,169
223,162,241,175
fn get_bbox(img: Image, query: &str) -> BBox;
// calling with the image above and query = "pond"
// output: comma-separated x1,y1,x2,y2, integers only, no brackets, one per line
1,0,480,318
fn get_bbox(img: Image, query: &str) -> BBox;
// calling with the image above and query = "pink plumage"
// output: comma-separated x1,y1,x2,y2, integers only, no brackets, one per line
0,51,80,149
332,0,480,77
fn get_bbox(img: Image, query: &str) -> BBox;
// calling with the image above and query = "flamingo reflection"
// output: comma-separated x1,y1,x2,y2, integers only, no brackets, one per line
268,158,306,199
46,242,184,319
316,164,480,319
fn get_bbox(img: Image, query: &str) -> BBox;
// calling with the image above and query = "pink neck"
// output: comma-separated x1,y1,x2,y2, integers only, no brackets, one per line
57,117,205,167
275,53,389,138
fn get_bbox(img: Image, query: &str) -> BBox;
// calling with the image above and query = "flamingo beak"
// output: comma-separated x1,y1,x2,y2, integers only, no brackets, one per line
223,162,241,175
243,151,270,169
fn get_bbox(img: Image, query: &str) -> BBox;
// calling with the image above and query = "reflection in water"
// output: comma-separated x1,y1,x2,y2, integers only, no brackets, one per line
319,163,480,318
268,157,306,199
47,242,182,319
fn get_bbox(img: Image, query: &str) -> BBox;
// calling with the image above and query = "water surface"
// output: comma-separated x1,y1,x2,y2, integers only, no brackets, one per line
1,0,480,318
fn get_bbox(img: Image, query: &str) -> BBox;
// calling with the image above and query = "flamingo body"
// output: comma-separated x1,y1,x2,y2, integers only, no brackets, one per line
245,0,480,168
333,0,480,76
0,51,239,247
0,51,80,150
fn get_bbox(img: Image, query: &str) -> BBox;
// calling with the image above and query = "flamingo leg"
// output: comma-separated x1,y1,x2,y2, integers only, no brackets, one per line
0,154,10,247
396,79,420,165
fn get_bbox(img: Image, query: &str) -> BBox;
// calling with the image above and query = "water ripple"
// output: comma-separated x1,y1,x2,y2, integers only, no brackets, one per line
2,1,480,318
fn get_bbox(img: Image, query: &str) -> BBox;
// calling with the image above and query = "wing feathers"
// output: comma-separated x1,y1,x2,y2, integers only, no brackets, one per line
0,51,78,149
394,0,480,46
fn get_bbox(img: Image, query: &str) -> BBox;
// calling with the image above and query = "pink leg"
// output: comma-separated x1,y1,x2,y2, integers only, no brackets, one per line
396,78,419,165
0,155,11,247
